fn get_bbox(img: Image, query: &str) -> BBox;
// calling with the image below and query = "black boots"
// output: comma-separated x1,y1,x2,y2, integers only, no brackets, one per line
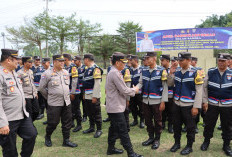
151,140,160,150
63,139,78,147
170,139,180,152
200,139,210,151
107,146,124,155
223,141,232,156
103,117,110,122
127,147,143,157
83,127,95,134
72,125,82,132
45,135,52,147
180,141,193,155
130,120,138,127
139,120,145,129
94,130,103,138
142,138,154,146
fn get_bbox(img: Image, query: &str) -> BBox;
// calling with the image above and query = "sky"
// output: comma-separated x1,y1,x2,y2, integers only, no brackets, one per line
0,0,231,52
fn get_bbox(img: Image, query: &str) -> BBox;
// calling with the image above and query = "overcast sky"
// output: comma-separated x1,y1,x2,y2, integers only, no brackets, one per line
0,0,231,51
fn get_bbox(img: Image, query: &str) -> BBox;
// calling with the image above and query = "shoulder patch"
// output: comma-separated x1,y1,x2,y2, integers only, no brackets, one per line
93,68,102,79
195,70,204,85
161,70,167,81
71,67,78,78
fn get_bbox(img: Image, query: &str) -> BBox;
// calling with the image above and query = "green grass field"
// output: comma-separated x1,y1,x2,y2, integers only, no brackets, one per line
0,75,225,157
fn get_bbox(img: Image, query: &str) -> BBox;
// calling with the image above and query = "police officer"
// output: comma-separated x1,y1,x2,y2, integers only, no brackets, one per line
106,52,143,157
137,52,168,150
200,53,232,156
160,54,174,133
129,55,144,128
70,55,83,133
63,53,80,128
32,56,46,120
0,49,37,157
73,55,87,123
16,56,23,72
39,54,77,148
41,57,51,125
167,52,203,155
17,57,39,121
82,53,103,138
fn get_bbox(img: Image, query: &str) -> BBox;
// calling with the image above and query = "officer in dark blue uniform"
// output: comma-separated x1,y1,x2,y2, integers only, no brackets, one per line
201,53,232,156
16,56,23,72
129,55,144,128
82,53,103,138
63,53,79,128
160,54,174,133
167,52,204,155
32,56,46,120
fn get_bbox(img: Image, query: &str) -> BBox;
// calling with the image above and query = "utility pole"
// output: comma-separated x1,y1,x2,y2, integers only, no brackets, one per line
1,32,5,48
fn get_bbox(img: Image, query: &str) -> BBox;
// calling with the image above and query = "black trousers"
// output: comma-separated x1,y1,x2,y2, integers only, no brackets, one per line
85,99,102,130
1,117,37,157
142,103,162,139
195,109,206,125
108,113,133,151
46,104,72,140
25,98,39,121
80,88,87,118
124,107,130,132
71,94,82,126
172,104,196,142
37,92,46,114
130,94,144,121
162,98,174,125
203,105,232,141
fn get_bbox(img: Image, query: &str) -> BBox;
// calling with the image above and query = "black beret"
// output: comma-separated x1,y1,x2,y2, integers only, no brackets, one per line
129,55,138,60
217,53,230,60
160,54,170,61
22,56,33,63
1,49,19,58
42,57,50,62
191,57,198,61
177,52,191,60
144,52,157,58
53,54,65,61
74,55,82,60
171,56,178,61
112,52,128,63
84,53,94,60
34,56,40,60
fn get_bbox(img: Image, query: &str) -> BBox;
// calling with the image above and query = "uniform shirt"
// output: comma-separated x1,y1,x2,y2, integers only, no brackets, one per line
0,66,29,128
203,69,232,107
17,67,37,99
167,67,203,108
84,64,101,100
137,65,168,105
32,65,45,88
106,66,136,113
38,68,71,106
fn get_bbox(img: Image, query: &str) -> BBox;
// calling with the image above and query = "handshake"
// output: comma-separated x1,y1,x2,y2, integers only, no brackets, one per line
132,85,140,94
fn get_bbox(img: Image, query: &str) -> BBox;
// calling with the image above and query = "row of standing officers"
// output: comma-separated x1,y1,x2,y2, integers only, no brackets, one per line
0,48,232,157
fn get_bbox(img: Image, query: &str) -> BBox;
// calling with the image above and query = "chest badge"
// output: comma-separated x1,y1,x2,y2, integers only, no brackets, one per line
227,75,232,80
156,70,160,75
189,71,194,77
10,86,14,92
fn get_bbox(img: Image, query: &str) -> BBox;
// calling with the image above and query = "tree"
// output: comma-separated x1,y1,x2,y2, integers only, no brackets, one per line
89,34,116,68
115,21,142,54
70,19,102,55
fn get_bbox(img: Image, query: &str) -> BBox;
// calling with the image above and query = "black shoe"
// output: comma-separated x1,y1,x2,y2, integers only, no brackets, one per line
36,114,44,120
43,121,48,125
45,135,52,147
107,147,124,155
83,128,95,134
168,124,174,134
200,140,210,151
180,146,192,155
103,117,110,122
182,126,187,132
218,125,222,130
223,146,232,156
72,125,82,132
82,117,87,122
170,143,180,152
128,152,143,157
62,139,77,147
142,138,154,146
94,130,102,138
151,140,160,150
139,121,145,128
130,120,138,127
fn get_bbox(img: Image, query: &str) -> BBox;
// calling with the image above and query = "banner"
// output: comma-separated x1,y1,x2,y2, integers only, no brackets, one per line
136,27,232,52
